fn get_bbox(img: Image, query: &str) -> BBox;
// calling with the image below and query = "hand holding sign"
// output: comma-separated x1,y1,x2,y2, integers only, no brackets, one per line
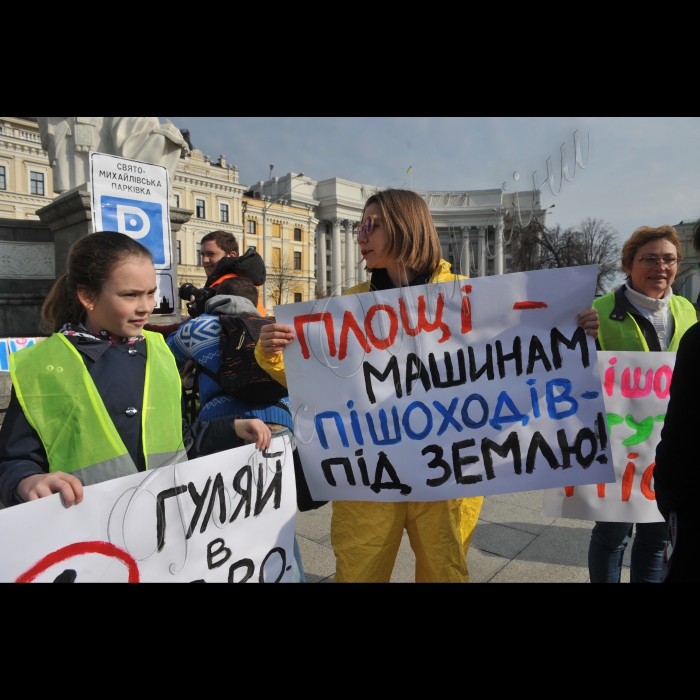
577,308,600,339
17,472,84,507
259,323,296,356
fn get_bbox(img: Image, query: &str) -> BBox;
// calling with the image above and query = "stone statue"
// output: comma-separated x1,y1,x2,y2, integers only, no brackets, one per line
37,117,190,194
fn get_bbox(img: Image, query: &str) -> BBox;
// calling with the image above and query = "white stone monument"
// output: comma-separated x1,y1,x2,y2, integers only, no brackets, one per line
37,117,189,193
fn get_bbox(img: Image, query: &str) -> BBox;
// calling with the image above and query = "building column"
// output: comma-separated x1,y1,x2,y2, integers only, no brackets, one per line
317,221,327,296
460,228,471,278
331,218,342,295
494,217,504,276
344,220,356,289
478,226,487,277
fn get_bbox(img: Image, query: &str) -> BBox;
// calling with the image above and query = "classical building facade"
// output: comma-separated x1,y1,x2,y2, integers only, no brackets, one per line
251,174,547,295
171,148,246,310
674,218,700,307
241,195,318,308
0,117,53,220
170,149,318,310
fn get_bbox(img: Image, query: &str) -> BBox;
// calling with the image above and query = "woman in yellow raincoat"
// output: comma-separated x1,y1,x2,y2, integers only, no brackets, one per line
256,189,600,583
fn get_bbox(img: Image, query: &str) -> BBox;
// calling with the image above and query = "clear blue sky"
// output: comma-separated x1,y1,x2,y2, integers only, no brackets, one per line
162,117,700,242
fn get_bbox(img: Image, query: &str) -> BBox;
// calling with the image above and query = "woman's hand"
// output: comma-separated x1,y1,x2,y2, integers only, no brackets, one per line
578,308,600,339
17,472,84,508
259,323,295,357
235,419,272,451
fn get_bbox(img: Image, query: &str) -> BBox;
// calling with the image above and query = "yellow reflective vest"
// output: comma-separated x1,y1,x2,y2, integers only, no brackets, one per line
10,330,184,486
594,291,697,352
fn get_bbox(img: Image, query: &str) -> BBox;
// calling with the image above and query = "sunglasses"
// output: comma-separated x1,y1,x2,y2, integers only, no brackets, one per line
357,215,380,238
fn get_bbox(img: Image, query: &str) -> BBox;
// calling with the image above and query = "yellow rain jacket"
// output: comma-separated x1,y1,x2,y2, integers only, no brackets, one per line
256,260,483,583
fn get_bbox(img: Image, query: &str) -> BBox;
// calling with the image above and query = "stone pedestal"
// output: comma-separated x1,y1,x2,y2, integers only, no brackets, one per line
0,219,55,337
37,188,193,325
37,187,93,279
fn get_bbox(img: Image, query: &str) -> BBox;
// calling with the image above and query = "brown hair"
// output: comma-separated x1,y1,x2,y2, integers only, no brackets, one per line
41,231,152,334
693,220,700,252
621,225,682,272
201,230,239,256
362,189,442,276
217,277,259,307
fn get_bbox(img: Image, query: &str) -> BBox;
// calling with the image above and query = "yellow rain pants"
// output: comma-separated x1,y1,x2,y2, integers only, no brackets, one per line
331,497,484,583
256,260,483,584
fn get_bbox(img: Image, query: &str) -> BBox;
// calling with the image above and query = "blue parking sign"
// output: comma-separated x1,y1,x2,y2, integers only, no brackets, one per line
100,196,167,265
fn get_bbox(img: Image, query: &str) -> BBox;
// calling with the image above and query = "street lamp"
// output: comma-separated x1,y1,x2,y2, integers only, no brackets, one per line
261,173,307,311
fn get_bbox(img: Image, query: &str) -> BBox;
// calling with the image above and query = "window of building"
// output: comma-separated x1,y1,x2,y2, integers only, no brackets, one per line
272,223,281,238
0,166,6,190
220,203,229,223
196,242,202,266
196,199,206,219
294,252,302,270
30,171,45,196
176,240,182,264
247,220,256,235
294,293,303,304
294,228,302,242
173,194,180,208
272,248,281,268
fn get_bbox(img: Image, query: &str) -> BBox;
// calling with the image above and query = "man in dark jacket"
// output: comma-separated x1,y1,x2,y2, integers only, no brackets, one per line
654,222,700,582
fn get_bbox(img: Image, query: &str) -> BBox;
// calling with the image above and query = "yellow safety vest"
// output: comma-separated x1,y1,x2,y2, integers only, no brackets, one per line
10,330,184,486
595,292,697,352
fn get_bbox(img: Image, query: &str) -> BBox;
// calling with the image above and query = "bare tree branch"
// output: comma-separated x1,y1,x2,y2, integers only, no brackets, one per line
267,253,296,307
510,217,621,294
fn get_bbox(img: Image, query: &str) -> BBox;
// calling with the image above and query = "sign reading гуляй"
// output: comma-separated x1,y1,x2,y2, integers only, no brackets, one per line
90,152,175,315
275,265,615,502
0,438,296,583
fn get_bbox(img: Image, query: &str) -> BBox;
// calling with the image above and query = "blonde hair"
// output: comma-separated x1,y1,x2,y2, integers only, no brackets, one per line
363,189,442,276
621,225,682,272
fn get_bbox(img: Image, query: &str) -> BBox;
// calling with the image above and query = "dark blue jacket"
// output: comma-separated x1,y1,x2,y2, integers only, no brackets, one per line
0,334,246,507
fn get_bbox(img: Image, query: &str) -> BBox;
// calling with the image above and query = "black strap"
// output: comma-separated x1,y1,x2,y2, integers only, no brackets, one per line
197,363,219,383
275,401,292,416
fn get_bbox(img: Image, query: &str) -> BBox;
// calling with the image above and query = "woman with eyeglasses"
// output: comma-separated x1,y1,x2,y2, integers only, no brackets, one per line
257,189,600,583
590,225,697,583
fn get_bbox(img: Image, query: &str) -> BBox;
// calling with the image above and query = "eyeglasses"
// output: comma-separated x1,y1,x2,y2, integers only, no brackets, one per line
637,256,682,269
357,216,380,239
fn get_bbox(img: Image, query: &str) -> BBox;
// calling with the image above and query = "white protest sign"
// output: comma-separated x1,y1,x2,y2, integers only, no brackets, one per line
0,338,44,372
275,266,614,503
542,352,672,523
90,152,175,315
0,438,296,583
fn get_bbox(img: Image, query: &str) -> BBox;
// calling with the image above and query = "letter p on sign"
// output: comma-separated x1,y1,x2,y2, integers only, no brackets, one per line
117,205,151,239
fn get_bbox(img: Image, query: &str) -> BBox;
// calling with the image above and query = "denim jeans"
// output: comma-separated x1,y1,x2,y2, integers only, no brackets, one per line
588,521,667,583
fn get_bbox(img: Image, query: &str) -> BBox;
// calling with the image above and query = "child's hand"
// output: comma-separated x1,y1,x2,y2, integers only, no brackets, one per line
235,419,272,451
17,472,84,508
